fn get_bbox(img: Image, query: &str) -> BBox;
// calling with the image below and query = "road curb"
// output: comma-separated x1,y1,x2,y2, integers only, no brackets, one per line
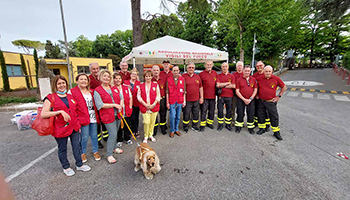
286,87,350,95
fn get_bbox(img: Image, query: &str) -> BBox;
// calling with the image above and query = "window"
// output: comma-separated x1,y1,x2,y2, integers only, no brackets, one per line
100,66,107,70
6,65,23,77
51,69,61,75
77,66,90,74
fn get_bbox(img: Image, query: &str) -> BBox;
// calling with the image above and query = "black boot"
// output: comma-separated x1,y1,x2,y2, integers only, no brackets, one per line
235,126,242,133
265,125,270,132
257,128,266,135
191,126,199,132
273,131,283,140
225,124,233,132
98,141,104,149
217,124,224,131
161,126,167,135
199,126,205,132
207,124,214,129
184,126,189,133
248,128,255,135
153,127,158,136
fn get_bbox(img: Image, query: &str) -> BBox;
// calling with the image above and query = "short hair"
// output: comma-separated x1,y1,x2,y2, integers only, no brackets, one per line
119,61,128,66
75,73,91,90
172,66,180,71
113,72,123,79
143,70,153,78
152,65,160,70
221,62,228,67
89,62,99,70
130,68,139,75
205,60,213,65
236,61,244,67
52,75,68,93
187,62,195,66
98,69,113,84
257,61,264,66
244,65,251,69
264,65,273,71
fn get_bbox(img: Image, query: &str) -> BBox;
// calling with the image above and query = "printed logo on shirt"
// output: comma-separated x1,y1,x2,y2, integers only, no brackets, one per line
160,84,164,89
114,89,119,93
250,83,254,87
180,88,184,93
270,83,276,88
228,78,232,83
153,87,156,91
213,77,216,81
180,80,182,84
195,79,199,84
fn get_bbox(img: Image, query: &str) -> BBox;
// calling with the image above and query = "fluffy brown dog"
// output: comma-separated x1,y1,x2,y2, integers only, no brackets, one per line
134,143,161,180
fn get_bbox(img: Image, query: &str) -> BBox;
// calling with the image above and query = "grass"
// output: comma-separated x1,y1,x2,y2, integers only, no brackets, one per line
0,96,38,106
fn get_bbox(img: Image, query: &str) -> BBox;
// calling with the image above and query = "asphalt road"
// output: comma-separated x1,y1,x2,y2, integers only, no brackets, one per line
1,68,349,200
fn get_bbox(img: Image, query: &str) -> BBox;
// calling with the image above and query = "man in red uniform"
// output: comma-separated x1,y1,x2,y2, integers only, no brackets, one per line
152,65,168,135
160,60,173,81
88,62,107,148
182,63,204,132
253,61,270,131
256,65,287,140
119,61,131,82
216,62,235,131
232,61,244,125
235,65,258,134
199,61,217,132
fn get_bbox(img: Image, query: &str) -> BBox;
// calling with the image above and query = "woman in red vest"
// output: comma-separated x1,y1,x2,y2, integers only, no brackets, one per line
124,68,141,137
113,73,133,147
93,70,124,164
41,75,91,176
68,74,101,163
137,71,161,143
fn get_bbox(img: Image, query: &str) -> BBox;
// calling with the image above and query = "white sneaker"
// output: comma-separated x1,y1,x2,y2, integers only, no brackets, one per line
117,142,123,148
63,168,75,176
143,138,148,143
76,165,91,172
126,140,133,145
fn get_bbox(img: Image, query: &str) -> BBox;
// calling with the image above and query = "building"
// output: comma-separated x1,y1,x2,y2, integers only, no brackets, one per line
0,51,113,90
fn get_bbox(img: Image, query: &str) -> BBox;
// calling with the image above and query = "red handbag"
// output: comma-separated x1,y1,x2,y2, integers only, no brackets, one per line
32,95,56,136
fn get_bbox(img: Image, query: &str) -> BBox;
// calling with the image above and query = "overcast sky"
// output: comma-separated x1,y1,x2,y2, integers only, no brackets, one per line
0,0,182,56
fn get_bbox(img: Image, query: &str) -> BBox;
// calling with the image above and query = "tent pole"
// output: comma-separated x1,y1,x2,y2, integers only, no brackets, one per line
184,59,186,73
133,57,136,69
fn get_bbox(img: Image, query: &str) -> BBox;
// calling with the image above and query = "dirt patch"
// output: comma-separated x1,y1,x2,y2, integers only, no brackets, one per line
0,89,38,98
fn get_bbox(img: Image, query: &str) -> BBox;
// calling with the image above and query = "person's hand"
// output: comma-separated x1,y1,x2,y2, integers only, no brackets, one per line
182,102,186,108
255,95,259,99
167,103,170,109
60,111,71,122
79,129,81,133
150,103,156,110
243,99,251,105
272,96,280,103
115,104,122,110
199,97,204,104
146,103,151,110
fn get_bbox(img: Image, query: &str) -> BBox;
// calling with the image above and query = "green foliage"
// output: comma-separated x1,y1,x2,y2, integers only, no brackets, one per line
58,40,77,57
0,50,10,91
0,96,38,106
73,35,93,57
343,53,350,70
12,39,44,54
20,54,30,89
33,49,39,86
45,40,64,59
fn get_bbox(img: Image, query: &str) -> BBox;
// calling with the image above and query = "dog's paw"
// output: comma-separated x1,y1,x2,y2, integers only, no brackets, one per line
134,166,140,172
145,175,153,180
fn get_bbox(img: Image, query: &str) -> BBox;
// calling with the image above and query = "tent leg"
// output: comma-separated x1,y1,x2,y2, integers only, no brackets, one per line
133,57,136,69
184,59,186,73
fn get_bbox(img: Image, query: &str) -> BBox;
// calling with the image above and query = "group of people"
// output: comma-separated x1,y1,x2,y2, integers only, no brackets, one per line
42,59,287,176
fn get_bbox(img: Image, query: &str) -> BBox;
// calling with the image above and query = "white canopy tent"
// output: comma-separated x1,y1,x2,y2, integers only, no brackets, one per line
122,35,229,67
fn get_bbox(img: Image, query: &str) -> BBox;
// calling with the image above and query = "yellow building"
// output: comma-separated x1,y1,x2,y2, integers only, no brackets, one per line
0,51,113,90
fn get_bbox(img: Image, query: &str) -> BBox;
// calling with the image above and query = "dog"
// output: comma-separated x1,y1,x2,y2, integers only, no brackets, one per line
134,143,161,180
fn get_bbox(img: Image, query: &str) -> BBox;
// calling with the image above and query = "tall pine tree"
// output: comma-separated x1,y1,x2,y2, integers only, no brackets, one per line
0,51,10,91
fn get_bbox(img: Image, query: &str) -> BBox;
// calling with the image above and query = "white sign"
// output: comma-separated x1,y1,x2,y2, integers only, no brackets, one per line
38,78,51,100
284,80,323,86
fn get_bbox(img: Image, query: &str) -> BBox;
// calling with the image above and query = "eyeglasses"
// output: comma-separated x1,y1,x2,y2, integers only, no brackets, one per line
246,79,250,87
256,65,263,67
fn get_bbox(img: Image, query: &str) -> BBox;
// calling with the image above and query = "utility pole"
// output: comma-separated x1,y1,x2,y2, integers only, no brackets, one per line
251,33,257,75
59,0,72,88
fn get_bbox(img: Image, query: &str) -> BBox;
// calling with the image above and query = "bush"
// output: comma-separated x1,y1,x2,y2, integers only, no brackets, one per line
0,50,10,91
343,53,350,70
0,96,38,106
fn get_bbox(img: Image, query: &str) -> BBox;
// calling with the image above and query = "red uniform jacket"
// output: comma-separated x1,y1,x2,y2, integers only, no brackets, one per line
95,86,122,124
167,76,185,104
139,82,160,114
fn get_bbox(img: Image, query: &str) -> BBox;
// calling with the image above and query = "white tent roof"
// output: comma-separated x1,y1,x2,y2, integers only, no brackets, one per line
122,35,228,65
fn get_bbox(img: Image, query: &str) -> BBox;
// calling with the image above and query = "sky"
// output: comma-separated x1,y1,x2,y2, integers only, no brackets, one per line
0,0,182,56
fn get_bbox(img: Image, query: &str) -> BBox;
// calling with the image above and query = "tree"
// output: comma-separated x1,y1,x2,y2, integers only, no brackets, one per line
73,35,93,57
33,49,39,87
58,40,77,57
0,50,10,91
12,39,44,54
45,40,64,59
20,54,30,89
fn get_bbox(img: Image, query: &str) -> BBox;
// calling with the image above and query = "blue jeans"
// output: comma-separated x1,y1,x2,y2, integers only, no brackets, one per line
104,117,121,156
80,123,98,154
170,103,182,133
54,131,82,169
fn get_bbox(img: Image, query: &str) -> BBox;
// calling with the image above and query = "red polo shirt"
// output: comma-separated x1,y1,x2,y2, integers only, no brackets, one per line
232,71,243,84
152,76,167,97
199,70,217,99
236,76,257,99
119,71,131,82
217,72,235,97
183,73,202,101
160,70,173,81
258,75,285,100
252,72,265,81
89,74,100,90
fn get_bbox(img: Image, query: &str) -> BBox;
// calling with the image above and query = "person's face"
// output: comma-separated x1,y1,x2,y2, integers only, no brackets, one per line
205,61,213,71
77,75,88,88
244,67,251,77
172,67,180,77
187,64,195,74
56,79,66,92
152,67,160,77
120,63,128,72
264,68,273,78
221,64,228,73
256,62,264,72
113,75,122,86
163,63,170,70
130,72,138,80
90,64,100,77
145,74,152,82
236,64,243,72
101,72,111,84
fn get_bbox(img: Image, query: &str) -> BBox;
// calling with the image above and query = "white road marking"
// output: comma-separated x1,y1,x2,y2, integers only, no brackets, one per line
317,94,331,100
287,92,299,97
301,93,314,98
333,95,350,102
5,146,57,183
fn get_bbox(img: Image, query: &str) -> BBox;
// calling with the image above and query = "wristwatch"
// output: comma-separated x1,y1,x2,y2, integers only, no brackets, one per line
277,94,282,98
249,97,253,100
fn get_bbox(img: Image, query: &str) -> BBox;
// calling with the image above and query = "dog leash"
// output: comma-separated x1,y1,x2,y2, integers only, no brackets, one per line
119,112,140,146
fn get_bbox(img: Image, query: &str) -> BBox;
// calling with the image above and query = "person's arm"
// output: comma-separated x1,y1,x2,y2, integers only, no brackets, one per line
150,85,161,109
137,86,150,109
199,87,204,104
93,91,120,110
128,88,133,108
41,97,70,122
273,85,287,102
236,89,251,105
216,82,230,88
166,81,170,109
